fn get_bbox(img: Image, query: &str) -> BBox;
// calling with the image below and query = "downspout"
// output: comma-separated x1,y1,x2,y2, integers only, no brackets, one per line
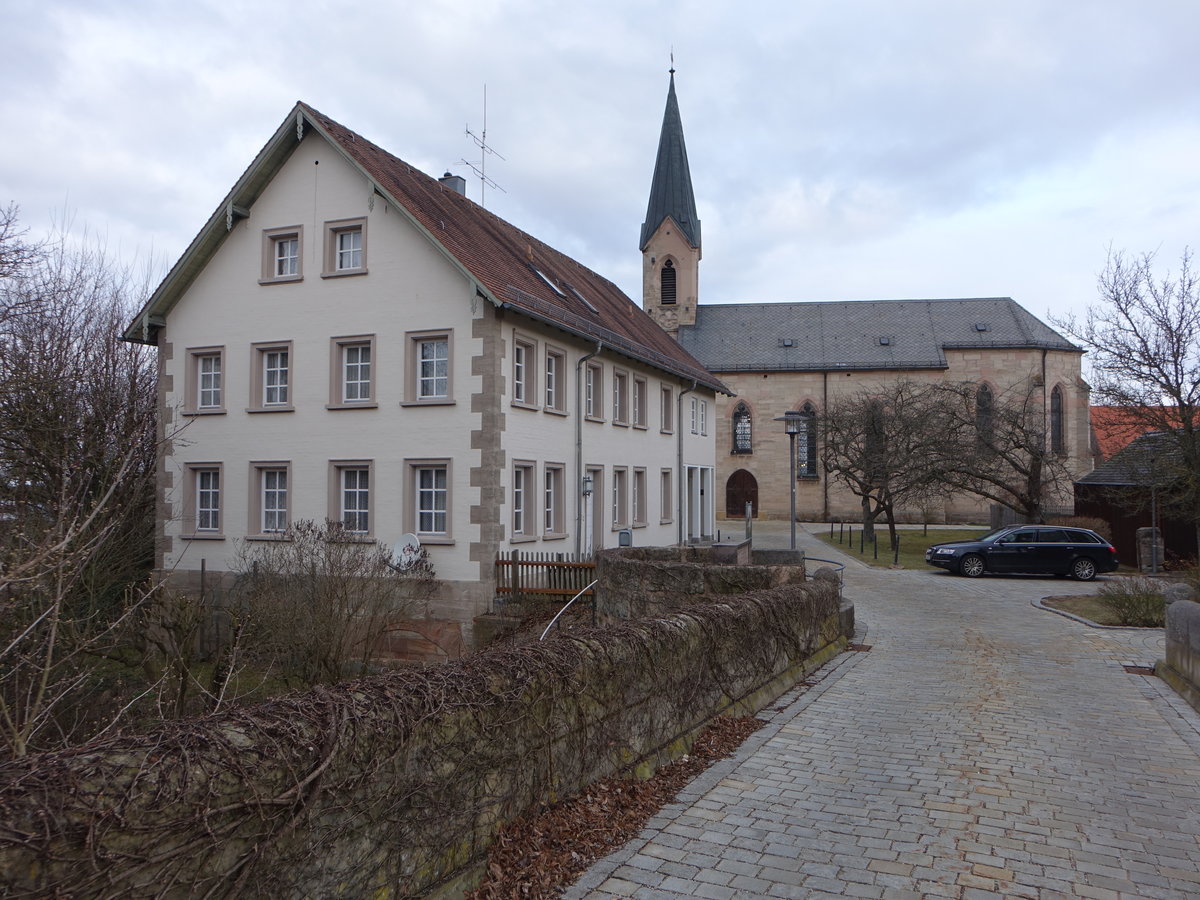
677,379,697,545
822,370,830,521
574,342,603,556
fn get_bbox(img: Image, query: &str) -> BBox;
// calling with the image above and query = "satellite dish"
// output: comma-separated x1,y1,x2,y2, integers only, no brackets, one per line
394,533,422,571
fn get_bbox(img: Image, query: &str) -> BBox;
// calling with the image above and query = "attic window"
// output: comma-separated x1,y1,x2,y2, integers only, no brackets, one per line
566,284,599,315
779,338,794,348
974,322,989,332
531,267,566,298
878,336,890,346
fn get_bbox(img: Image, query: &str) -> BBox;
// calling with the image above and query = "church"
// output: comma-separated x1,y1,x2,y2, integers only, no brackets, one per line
637,72,1094,524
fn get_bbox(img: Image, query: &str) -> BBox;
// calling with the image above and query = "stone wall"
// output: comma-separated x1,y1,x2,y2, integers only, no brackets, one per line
1158,599,1200,714
594,546,807,621
0,580,844,899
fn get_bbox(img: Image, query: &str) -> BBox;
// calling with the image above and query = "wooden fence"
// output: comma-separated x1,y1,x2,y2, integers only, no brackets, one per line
494,550,596,606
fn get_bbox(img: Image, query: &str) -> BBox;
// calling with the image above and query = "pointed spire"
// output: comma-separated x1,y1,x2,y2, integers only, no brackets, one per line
640,69,700,251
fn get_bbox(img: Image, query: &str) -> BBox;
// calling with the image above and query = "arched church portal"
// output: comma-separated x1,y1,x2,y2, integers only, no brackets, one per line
725,469,758,518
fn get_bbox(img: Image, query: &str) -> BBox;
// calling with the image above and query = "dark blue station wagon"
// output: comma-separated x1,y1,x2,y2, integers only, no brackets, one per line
925,526,1119,580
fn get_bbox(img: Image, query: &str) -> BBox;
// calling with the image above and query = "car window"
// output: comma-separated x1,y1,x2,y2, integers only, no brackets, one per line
1037,529,1070,543
1009,530,1039,542
1065,529,1100,544
975,528,1011,542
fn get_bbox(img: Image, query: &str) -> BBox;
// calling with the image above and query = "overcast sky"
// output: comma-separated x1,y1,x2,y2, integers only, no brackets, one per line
3,0,1198,328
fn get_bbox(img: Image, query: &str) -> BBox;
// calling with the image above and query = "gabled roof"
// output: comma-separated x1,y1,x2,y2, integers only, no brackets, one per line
676,297,1081,373
124,102,727,394
639,72,701,251
1077,430,1181,486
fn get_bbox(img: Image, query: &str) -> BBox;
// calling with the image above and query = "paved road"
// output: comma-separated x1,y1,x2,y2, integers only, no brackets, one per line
565,524,1200,899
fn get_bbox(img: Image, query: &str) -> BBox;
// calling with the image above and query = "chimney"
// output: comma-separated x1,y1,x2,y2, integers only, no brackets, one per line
439,172,467,195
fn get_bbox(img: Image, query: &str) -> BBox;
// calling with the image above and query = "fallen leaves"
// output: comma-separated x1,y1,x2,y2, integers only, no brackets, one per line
466,715,763,899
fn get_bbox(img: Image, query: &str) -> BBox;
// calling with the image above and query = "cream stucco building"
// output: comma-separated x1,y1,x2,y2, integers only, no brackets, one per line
638,73,1092,524
126,102,725,654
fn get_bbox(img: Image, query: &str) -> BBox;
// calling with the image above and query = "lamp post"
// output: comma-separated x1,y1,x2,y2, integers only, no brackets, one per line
774,411,804,551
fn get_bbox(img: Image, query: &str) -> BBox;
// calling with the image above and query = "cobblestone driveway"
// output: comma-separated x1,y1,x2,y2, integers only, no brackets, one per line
566,525,1200,899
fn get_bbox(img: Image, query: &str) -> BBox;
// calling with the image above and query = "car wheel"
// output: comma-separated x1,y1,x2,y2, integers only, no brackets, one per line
958,554,985,578
1071,557,1096,581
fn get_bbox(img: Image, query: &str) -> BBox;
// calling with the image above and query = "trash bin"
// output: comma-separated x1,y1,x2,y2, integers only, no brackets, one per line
618,528,633,547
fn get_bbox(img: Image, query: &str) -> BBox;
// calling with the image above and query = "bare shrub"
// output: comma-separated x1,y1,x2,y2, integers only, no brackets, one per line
1096,577,1165,627
232,520,423,685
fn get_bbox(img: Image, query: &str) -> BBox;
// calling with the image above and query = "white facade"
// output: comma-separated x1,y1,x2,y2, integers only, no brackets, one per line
138,109,720,637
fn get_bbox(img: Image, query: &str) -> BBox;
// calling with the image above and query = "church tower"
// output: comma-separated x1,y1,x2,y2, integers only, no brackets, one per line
641,69,701,336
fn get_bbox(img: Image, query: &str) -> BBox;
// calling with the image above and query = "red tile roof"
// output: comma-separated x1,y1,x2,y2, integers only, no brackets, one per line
301,104,726,393
1090,406,1162,461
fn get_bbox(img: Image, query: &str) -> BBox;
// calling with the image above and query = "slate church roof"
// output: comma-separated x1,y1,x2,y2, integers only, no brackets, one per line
676,297,1080,372
125,103,727,394
640,71,701,251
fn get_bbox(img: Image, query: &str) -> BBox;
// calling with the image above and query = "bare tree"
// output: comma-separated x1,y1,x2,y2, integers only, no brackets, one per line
1056,248,1200,554
0,211,160,757
931,378,1073,524
821,380,950,548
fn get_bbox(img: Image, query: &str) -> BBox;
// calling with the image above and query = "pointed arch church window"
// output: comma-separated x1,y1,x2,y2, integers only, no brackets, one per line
1050,385,1065,455
660,259,677,305
797,402,818,477
732,402,752,454
975,384,994,445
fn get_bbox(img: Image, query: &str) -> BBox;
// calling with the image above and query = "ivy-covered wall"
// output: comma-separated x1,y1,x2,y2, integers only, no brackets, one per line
0,580,844,899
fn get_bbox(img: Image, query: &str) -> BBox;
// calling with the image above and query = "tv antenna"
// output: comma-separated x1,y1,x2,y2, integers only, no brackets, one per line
462,84,506,207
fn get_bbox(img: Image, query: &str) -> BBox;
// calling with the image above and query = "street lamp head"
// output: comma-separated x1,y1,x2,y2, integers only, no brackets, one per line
774,410,804,435
581,474,593,497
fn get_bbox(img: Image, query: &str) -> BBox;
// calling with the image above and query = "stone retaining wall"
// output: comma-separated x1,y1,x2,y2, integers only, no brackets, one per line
0,579,844,899
1158,599,1200,714
595,546,807,622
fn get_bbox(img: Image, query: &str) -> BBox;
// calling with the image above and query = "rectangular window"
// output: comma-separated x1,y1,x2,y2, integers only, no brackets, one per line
183,463,224,537
585,362,602,420
336,229,361,270
612,369,629,425
660,385,673,433
691,397,698,434
323,218,367,276
198,353,222,410
512,461,535,540
185,348,225,414
248,462,292,536
633,468,647,526
264,349,288,405
660,468,673,523
512,335,536,407
700,399,708,436
544,346,565,412
343,342,371,401
260,226,303,284
612,466,628,528
416,465,448,535
633,377,648,428
250,341,294,412
261,467,288,533
340,467,370,534
403,330,453,403
544,464,564,535
275,237,298,277
328,335,376,407
196,469,220,532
